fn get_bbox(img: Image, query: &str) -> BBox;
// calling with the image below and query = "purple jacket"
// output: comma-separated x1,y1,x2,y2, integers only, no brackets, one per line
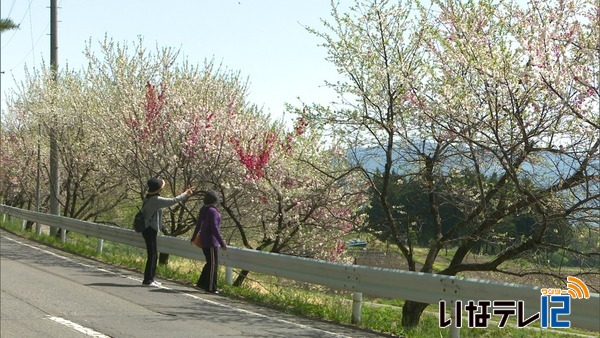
192,205,226,248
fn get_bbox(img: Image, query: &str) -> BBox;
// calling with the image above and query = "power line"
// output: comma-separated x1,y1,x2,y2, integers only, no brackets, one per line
6,0,18,17
2,0,64,73
1,0,34,49
28,0,36,68
7,22,49,73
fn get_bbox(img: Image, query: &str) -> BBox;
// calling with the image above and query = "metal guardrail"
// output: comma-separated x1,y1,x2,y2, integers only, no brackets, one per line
1,204,598,332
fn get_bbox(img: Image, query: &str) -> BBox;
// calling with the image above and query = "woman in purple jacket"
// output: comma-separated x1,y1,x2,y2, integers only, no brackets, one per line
191,190,227,293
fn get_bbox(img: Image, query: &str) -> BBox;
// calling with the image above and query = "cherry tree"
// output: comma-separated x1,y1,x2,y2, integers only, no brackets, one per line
306,0,598,327
80,38,253,266
0,115,41,211
78,37,367,269
5,63,130,222
217,113,367,285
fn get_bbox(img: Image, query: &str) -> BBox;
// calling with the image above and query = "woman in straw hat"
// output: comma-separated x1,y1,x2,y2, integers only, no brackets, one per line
141,177,192,286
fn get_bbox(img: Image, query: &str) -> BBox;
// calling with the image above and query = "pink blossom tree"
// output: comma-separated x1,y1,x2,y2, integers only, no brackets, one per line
220,115,366,284
306,0,598,327
81,38,254,265
0,116,41,212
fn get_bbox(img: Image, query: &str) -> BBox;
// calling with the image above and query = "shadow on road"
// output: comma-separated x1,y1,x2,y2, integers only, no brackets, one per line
85,282,139,288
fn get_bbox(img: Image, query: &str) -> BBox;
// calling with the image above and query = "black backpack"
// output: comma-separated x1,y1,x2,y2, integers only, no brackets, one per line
133,198,149,232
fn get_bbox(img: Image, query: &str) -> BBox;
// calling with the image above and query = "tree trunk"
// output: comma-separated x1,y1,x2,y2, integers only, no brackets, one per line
158,252,169,266
233,270,250,286
401,300,429,328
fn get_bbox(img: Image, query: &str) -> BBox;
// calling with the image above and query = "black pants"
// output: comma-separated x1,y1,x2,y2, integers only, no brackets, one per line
142,227,158,284
197,247,218,292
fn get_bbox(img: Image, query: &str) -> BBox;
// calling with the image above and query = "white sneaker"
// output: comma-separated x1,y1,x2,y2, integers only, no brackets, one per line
143,281,161,287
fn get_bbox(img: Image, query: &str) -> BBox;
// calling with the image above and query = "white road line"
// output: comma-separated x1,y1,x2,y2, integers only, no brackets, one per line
3,235,352,338
46,316,110,338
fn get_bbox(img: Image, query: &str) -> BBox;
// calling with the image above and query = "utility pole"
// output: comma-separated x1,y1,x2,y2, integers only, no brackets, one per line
49,0,60,234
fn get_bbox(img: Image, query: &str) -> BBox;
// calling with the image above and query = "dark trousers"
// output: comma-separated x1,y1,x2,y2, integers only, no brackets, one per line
197,247,218,291
142,227,158,284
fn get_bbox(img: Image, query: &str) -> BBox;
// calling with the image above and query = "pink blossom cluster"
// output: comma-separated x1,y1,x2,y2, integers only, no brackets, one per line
181,112,215,158
182,123,202,158
125,81,169,145
229,132,277,179
282,117,309,154
328,240,346,262
231,117,310,179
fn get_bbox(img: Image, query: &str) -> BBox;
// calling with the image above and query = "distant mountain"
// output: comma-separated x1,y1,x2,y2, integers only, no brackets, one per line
347,146,597,188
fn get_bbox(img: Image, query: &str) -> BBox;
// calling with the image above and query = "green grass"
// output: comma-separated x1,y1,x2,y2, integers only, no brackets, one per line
1,217,595,338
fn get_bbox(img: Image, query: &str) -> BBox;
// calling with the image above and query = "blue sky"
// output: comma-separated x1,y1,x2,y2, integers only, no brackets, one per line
1,0,344,123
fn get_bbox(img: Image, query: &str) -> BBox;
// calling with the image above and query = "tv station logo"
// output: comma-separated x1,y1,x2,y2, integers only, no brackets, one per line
439,276,591,329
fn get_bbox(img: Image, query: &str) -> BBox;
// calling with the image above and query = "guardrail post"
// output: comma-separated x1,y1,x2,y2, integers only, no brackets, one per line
21,219,27,231
351,292,363,324
226,266,233,285
97,239,104,253
35,222,42,236
60,228,67,244
450,302,460,338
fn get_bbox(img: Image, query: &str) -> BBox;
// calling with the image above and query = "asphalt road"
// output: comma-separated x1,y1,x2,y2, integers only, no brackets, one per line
0,230,391,338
